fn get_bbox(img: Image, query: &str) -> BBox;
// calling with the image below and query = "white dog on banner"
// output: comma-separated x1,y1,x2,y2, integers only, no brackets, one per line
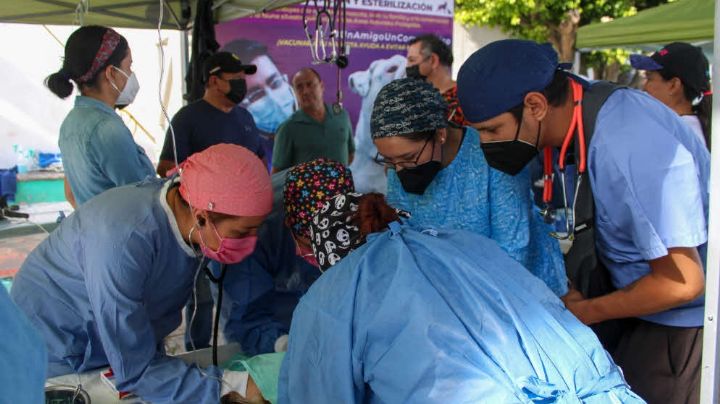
348,54,407,193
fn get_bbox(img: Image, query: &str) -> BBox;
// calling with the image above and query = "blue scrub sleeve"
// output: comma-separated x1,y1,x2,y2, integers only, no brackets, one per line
487,167,531,265
83,230,223,403
217,260,288,356
592,134,708,261
278,295,362,403
89,119,155,186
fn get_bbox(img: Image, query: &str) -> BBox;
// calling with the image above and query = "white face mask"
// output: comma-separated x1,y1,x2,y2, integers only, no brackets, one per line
110,66,140,106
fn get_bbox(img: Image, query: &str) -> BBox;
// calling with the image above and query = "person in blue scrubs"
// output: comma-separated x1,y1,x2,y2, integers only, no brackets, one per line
0,286,46,403
456,39,709,404
11,144,273,403
45,25,155,207
215,159,355,356
279,192,644,403
371,78,567,296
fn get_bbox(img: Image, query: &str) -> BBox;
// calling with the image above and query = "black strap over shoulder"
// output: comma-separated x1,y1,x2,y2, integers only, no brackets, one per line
563,80,628,352
564,81,623,290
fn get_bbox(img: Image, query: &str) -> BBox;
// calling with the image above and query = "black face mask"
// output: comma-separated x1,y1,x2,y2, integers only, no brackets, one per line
481,113,541,176
396,160,442,195
405,65,427,80
225,78,247,104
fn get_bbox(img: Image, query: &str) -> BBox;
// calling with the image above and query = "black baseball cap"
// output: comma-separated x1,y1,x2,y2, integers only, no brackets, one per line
630,42,710,93
203,52,257,80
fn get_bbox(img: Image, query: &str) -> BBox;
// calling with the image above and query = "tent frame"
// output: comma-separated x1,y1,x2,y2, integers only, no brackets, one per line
700,0,720,402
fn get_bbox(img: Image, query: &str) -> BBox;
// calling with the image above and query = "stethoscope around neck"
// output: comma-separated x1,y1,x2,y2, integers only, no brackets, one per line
540,80,587,242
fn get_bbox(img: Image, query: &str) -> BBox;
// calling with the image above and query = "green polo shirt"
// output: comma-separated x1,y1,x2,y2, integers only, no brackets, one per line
272,104,354,170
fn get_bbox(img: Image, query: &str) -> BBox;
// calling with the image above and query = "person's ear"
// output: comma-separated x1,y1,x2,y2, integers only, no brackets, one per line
669,77,684,96
103,64,116,84
523,92,549,122
436,128,448,144
207,75,220,89
195,210,209,227
430,53,440,70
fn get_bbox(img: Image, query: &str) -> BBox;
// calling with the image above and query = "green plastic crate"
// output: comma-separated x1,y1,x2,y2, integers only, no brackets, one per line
15,178,66,204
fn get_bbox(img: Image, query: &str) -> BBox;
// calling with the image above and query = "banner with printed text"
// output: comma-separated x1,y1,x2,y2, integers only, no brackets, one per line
216,0,453,191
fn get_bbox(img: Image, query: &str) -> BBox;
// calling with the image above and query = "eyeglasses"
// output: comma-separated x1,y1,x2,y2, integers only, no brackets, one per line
373,133,435,169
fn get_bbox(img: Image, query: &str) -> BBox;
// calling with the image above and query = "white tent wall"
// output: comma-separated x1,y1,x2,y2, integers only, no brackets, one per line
451,22,508,80
700,0,720,401
0,23,185,168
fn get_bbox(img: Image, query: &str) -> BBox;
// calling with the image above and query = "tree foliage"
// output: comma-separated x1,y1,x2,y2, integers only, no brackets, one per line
456,0,667,76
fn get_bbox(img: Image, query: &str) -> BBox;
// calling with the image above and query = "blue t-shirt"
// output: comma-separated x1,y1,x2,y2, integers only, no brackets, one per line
589,89,710,327
160,100,265,163
59,96,155,205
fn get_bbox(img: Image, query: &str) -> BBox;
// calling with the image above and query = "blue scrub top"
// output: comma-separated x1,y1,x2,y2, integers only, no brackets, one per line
279,223,643,403
11,178,225,403
0,286,46,403
59,96,156,205
589,89,710,327
387,127,568,296
213,211,319,356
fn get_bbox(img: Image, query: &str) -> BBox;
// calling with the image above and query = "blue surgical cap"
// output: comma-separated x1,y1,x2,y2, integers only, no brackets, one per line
457,40,560,123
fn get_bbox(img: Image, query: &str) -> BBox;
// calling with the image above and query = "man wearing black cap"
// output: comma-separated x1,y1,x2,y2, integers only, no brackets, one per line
157,52,265,177
457,39,710,404
156,52,266,352
631,42,712,148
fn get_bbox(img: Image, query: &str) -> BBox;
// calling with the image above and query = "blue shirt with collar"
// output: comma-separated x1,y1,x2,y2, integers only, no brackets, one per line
59,96,155,205
272,103,355,171
589,88,710,327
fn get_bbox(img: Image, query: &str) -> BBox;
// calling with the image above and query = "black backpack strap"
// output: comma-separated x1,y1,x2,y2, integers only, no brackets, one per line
563,81,628,352
564,81,623,288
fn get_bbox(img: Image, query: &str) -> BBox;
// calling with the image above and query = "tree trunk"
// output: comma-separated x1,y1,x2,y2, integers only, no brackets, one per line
603,62,622,82
548,10,580,63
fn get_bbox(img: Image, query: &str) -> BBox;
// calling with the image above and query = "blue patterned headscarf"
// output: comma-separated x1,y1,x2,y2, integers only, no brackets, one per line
370,78,448,139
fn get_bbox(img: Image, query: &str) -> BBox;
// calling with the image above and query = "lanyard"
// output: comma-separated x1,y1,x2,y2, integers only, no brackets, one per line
542,80,586,240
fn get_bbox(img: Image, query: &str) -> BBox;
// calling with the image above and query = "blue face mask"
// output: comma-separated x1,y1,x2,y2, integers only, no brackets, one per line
245,88,296,133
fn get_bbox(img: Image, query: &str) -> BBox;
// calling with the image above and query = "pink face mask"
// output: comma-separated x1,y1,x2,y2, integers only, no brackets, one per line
295,243,319,268
198,221,257,264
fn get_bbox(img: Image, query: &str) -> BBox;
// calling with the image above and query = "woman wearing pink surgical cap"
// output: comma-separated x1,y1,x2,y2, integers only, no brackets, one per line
11,144,271,403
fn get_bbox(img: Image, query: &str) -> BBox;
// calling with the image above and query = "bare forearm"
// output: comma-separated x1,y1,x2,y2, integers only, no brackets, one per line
568,247,705,324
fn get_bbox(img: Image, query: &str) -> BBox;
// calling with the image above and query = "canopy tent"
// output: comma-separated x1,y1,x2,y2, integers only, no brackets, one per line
0,0,300,30
576,0,714,49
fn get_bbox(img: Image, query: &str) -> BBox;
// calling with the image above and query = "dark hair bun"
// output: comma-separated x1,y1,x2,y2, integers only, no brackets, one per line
45,71,74,99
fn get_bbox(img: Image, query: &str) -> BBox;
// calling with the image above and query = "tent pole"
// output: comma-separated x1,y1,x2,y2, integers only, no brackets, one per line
699,0,720,402
180,27,190,106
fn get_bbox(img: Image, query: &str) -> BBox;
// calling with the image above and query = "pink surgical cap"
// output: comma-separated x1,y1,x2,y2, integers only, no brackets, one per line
179,144,272,217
